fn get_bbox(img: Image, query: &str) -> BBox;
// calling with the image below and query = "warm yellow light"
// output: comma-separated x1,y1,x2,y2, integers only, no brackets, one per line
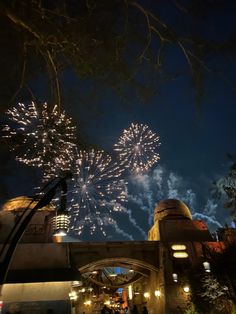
92,270,98,274
144,292,150,299
69,291,77,300
53,214,70,237
109,274,117,277
173,252,188,258
171,244,187,251
154,290,161,297
128,285,133,300
183,286,190,293
104,300,111,305
129,269,134,273
84,300,91,306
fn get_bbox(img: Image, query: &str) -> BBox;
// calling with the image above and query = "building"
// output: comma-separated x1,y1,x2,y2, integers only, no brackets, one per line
0,198,235,313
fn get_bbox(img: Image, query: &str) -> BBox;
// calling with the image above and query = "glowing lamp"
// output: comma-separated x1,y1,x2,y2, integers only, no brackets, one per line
128,285,133,300
53,214,69,236
144,292,150,299
172,273,178,282
171,244,187,251
84,300,91,306
154,290,161,297
173,252,188,258
104,300,111,305
203,261,211,273
109,274,117,277
69,291,77,300
183,286,190,293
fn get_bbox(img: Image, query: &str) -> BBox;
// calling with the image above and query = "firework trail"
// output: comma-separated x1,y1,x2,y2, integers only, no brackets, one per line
114,123,160,173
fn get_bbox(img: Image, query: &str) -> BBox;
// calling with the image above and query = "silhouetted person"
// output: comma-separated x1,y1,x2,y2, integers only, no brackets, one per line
142,306,148,314
101,305,112,314
124,306,130,314
132,305,139,314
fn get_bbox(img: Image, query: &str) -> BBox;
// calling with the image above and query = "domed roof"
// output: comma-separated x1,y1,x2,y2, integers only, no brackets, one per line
154,199,192,223
1,196,54,212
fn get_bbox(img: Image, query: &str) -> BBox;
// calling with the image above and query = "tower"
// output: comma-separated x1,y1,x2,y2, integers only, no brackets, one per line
148,199,213,313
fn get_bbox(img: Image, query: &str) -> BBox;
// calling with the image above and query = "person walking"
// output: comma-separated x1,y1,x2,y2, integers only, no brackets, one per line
101,305,112,314
131,305,138,314
142,306,148,314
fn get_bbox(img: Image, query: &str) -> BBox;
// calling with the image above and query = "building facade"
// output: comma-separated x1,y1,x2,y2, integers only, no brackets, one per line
0,198,235,313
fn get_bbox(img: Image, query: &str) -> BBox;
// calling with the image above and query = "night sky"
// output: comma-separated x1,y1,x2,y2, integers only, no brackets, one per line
1,1,236,240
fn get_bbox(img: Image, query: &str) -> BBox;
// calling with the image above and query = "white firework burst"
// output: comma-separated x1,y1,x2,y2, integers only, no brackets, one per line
69,149,127,236
114,123,160,173
3,102,76,179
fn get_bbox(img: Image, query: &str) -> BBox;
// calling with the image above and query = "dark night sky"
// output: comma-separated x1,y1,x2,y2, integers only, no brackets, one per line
1,1,236,240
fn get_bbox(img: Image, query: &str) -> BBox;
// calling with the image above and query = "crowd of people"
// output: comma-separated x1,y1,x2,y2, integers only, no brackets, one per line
101,305,148,314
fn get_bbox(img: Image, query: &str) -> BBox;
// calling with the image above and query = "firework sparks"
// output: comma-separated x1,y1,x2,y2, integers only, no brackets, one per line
114,123,160,173
69,149,127,236
3,102,76,179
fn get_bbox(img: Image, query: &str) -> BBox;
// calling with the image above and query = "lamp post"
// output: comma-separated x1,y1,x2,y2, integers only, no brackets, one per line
0,172,72,285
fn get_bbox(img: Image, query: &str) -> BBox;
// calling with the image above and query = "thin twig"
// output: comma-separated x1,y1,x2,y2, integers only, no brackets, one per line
46,50,61,109
8,49,27,106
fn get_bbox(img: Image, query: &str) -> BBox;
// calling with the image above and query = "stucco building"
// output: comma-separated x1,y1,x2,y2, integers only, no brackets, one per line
0,197,235,313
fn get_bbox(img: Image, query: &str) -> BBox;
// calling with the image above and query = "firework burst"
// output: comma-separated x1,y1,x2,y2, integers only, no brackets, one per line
114,123,160,173
69,149,127,236
3,102,76,179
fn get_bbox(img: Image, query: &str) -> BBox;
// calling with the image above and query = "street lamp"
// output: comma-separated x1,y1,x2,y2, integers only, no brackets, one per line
203,261,211,273
183,286,190,293
53,214,70,236
172,273,178,283
154,290,161,297
0,172,72,285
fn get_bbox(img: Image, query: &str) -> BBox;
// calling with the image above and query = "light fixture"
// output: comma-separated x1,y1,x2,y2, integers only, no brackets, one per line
71,280,82,287
69,291,77,300
104,300,111,305
171,244,187,251
154,290,161,297
109,274,117,277
52,214,70,236
183,286,190,293
128,285,133,300
203,261,211,273
92,270,98,274
144,292,150,299
173,252,188,258
129,269,134,273
172,273,178,282
84,300,91,306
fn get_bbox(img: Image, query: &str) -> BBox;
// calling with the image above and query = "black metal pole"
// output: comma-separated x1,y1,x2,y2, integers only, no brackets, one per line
0,172,72,285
